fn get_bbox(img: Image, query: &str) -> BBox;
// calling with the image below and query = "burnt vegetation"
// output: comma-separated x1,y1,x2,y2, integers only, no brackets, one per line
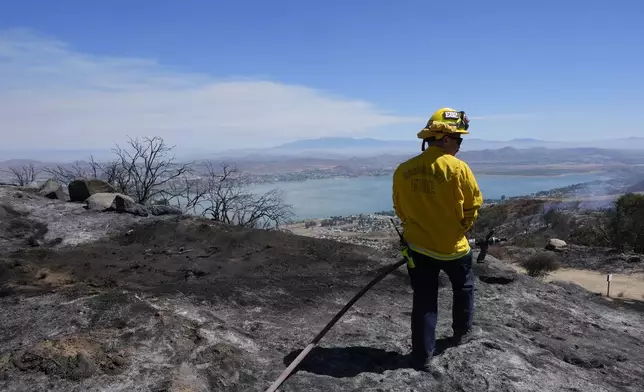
15,136,294,229
473,193,644,254
165,161,294,229
3,163,38,186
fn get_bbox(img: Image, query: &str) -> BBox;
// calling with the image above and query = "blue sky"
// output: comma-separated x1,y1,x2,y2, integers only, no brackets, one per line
0,0,642,152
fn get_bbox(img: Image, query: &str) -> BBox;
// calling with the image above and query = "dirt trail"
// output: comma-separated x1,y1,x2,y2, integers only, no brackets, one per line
548,269,644,300
509,263,644,300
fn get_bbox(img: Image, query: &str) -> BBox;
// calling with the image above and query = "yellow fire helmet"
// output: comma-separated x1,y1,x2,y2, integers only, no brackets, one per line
417,107,470,140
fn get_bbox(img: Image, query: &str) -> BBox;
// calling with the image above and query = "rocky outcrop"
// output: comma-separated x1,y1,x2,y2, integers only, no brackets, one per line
85,192,130,210
0,215,642,392
474,259,518,284
23,181,39,190
37,179,67,201
85,193,148,217
68,179,116,202
546,238,568,252
0,185,161,251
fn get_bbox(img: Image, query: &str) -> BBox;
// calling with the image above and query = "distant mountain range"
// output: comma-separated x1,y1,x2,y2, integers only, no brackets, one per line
204,136,644,160
272,136,644,153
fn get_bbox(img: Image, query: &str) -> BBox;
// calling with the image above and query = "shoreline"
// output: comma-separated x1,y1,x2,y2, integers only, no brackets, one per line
280,178,627,223
249,170,611,186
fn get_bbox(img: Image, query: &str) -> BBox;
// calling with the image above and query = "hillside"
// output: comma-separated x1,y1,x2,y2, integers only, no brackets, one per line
1,185,644,391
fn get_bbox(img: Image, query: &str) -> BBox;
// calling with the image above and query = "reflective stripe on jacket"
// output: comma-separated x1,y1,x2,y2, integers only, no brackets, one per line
392,146,483,261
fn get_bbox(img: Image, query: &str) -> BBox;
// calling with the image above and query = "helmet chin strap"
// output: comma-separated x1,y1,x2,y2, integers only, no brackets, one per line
422,135,445,151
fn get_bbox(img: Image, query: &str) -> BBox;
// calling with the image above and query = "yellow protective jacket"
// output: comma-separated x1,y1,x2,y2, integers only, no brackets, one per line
392,146,483,260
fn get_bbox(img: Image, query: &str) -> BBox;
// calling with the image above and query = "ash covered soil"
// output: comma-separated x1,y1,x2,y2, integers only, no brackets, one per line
1,186,644,392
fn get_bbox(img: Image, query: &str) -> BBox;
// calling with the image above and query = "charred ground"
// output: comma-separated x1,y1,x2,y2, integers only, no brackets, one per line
1,185,644,392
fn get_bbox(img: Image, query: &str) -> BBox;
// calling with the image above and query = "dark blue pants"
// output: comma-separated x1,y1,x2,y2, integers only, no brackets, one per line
407,249,474,360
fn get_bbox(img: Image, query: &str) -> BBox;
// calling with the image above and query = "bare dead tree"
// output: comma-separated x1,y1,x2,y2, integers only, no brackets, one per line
34,135,293,229
163,174,210,213
42,161,88,184
5,164,38,186
228,188,293,228
39,137,191,205
192,162,294,229
41,156,129,195
86,155,129,194
87,155,101,179
200,162,246,223
112,136,192,205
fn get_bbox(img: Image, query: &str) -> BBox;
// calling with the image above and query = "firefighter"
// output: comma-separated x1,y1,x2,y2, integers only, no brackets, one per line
392,107,484,371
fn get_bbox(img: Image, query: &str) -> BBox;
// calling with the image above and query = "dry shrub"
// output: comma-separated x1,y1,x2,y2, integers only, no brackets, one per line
521,252,561,279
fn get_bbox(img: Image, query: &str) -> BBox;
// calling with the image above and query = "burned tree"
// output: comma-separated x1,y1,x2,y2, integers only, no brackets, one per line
5,163,38,186
200,162,293,228
42,161,91,185
41,137,191,205
36,135,292,229
163,174,211,214
112,136,192,205
166,162,294,229
42,156,127,193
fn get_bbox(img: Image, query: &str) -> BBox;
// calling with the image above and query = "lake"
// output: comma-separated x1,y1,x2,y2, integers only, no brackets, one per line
250,173,608,220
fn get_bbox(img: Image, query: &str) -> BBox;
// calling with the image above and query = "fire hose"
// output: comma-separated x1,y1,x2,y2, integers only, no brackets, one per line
264,222,505,392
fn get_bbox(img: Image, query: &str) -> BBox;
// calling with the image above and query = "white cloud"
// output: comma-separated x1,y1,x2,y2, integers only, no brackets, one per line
0,28,422,152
